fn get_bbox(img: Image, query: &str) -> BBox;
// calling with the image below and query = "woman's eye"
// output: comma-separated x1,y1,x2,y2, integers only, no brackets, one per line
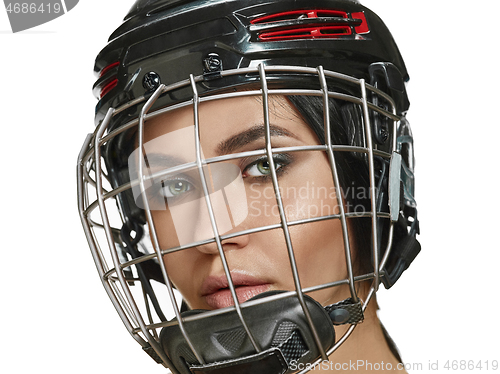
161,179,193,198
243,155,289,178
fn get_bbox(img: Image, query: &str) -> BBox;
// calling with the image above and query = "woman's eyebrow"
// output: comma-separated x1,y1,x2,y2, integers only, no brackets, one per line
142,153,189,169
216,124,298,155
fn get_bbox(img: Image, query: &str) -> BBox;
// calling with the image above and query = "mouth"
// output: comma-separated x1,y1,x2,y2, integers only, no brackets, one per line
201,273,271,310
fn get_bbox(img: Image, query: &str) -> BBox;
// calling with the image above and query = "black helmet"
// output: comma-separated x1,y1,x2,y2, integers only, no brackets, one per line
78,0,420,372
93,0,410,124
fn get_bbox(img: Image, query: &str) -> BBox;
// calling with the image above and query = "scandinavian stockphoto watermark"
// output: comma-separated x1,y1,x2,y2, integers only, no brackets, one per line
3,0,79,33
248,182,375,218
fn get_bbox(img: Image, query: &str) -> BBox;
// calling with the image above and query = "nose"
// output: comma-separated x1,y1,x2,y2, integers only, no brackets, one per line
195,227,251,255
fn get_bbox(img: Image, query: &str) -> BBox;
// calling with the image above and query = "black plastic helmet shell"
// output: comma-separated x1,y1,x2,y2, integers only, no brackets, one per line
93,0,409,129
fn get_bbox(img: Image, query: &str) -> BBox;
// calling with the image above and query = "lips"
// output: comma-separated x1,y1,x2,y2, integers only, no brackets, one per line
201,273,271,309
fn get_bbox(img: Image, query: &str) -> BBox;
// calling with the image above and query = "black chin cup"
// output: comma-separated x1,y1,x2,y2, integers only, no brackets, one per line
160,291,335,374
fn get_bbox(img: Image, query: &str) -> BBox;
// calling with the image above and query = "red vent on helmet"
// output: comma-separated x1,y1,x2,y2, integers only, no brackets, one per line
99,61,119,77
98,61,120,98
100,79,118,98
251,9,369,41
251,9,348,24
258,25,351,41
351,12,369,34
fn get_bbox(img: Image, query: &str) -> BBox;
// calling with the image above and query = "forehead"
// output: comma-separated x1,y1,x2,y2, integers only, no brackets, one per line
142,94,317,150
144,95,262,140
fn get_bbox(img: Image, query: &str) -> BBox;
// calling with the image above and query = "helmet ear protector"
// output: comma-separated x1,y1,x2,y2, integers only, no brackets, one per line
78,1,420,372
369,62,419,288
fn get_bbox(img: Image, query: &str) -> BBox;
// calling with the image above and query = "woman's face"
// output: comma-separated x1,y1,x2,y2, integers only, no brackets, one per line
140,94,352,310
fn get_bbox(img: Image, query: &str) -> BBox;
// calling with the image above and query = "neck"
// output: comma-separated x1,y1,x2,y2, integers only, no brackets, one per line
311,298,406,373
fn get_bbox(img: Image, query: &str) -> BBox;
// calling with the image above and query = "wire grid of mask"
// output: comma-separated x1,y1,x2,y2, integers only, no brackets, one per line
77,64,400,369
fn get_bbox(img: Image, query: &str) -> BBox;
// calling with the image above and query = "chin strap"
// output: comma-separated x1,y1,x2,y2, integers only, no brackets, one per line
148,294,365,374
181,298,364,374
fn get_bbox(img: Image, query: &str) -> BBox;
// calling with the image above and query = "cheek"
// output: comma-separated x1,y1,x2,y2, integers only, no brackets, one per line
276,155,348,288
152,203,218,250
289,219,346,284
151,210,180,249
282,155,339,220
151,211,201,301
162,248,202,304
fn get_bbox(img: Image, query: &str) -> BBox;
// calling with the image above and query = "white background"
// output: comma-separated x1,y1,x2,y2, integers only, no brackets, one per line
1,1,499,373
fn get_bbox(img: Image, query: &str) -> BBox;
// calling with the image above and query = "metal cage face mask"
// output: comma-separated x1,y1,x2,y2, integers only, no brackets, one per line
77,63,419,374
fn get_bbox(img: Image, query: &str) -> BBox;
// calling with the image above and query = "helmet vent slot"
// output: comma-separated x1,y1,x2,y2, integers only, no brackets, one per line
258,25,351,41
250,9,369,41
97,61,120,98
100,79,118,98
251,9,348,24
99,61,119,77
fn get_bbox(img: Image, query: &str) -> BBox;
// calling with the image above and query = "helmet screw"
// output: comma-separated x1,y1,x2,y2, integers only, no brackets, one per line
379,127,389,143
143,71,161,91
203,53,223,73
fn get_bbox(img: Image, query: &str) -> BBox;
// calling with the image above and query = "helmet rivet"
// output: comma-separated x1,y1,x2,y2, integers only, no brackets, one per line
203,53,223,73
329,308,350,324
143,71,161,91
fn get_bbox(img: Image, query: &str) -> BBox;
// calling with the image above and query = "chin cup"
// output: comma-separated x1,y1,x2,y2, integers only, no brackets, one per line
160,291,338,374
